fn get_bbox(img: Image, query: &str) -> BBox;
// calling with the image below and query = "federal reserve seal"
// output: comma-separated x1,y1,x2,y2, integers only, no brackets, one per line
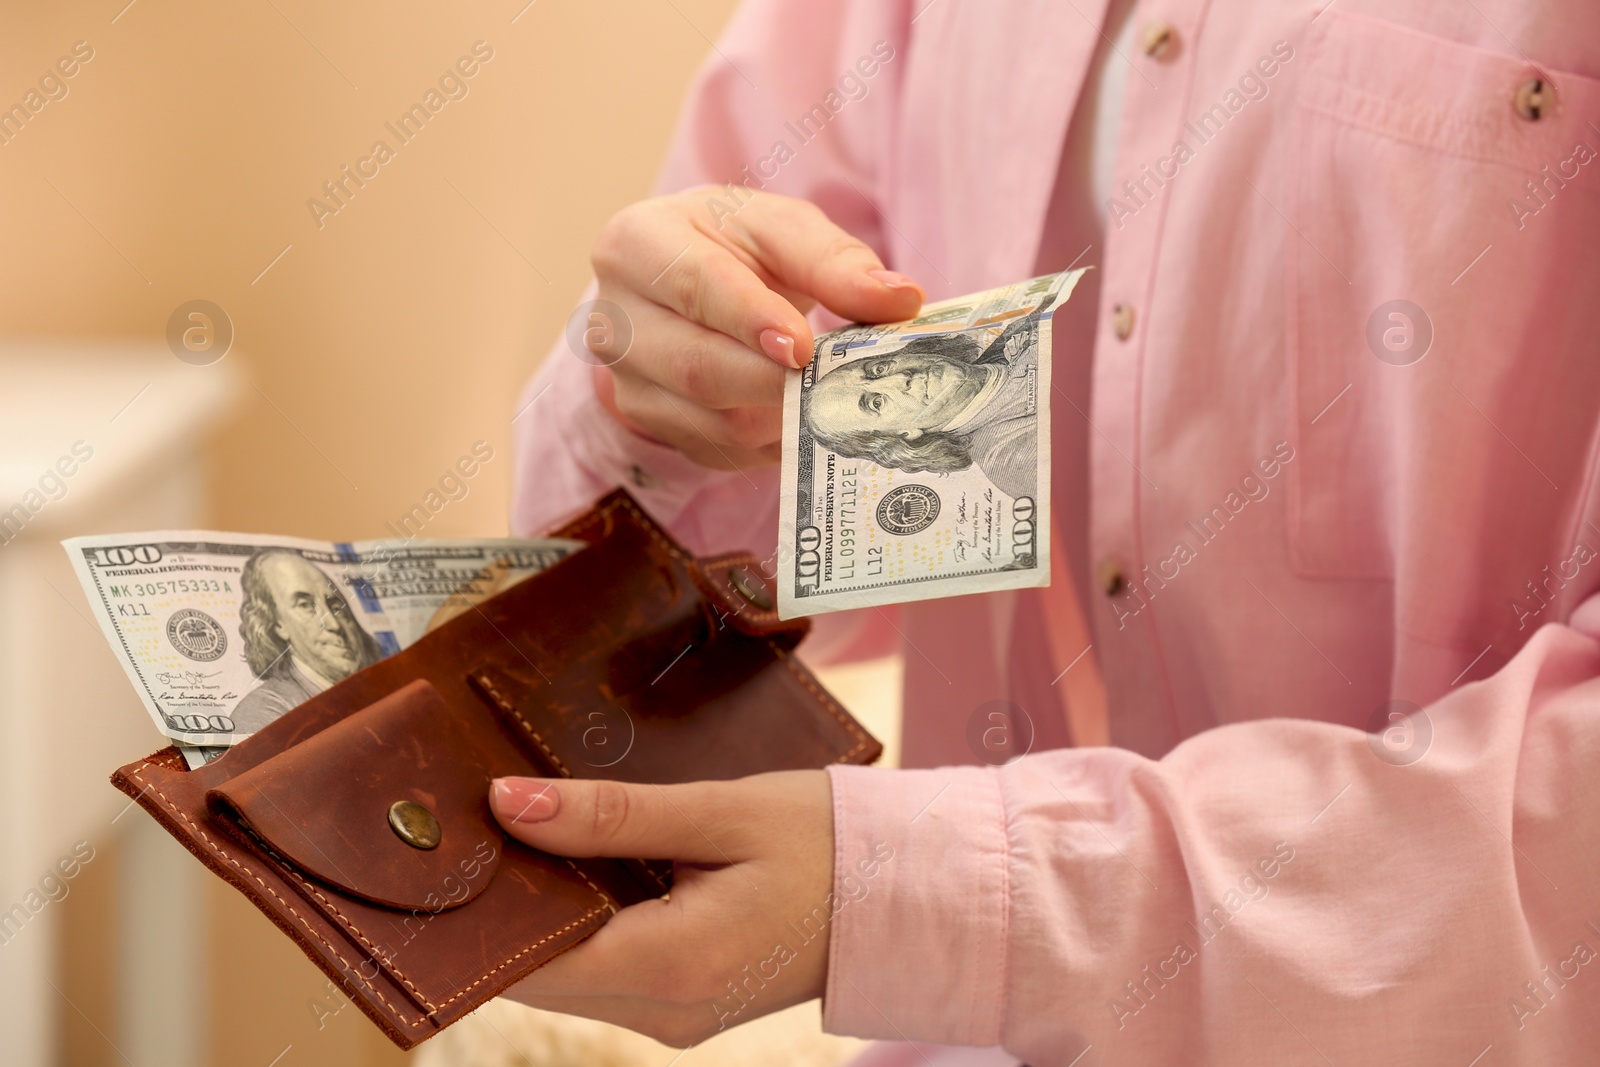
877,484,940,535
166,609,227,662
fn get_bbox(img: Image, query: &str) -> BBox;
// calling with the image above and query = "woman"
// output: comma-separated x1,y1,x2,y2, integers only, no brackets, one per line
489,0,1600,1063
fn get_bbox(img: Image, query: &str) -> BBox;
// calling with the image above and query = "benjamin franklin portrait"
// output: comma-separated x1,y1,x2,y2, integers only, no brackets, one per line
230,548,382,734
803,311,1044,501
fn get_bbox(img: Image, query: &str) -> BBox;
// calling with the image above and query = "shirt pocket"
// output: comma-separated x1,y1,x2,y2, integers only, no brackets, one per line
1285,10,1600,647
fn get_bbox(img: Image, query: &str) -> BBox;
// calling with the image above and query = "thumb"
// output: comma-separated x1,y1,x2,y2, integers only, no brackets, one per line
490,777,743,863
726,193,926,326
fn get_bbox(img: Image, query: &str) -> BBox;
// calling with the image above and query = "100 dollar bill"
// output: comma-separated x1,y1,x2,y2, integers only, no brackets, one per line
777,270,1085,618
64,532,582,750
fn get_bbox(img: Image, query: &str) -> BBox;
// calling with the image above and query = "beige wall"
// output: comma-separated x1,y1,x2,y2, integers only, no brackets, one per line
4,1,739,1063
1,0,738,539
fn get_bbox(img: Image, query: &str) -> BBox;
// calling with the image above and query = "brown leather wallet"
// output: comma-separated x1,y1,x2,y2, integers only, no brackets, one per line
110,490,881,1050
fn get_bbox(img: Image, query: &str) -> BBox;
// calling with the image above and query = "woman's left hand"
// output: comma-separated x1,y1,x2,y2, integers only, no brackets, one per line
489,770,834,1047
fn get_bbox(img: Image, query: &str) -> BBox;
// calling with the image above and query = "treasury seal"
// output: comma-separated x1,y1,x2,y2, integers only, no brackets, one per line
877,484,940,535
167,608,227,662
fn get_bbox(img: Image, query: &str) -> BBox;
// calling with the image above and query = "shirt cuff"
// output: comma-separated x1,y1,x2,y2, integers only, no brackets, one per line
823,763,1010,1047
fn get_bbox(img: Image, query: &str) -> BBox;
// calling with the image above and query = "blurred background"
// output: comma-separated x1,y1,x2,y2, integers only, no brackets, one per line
0,2,899,1064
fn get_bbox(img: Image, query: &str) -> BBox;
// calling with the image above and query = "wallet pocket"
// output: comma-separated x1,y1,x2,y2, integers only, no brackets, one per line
195,678,623,1039
206,680,505,911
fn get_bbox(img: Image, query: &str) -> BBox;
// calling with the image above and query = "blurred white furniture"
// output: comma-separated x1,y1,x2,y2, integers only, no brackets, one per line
0,342,238,1067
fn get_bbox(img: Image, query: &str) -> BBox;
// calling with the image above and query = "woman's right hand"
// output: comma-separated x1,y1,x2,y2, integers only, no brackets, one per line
583,188,925,470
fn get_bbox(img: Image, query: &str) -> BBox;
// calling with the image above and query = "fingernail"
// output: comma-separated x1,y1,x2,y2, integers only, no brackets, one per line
493,778,560,823
759,328,800,368
869,269,921,293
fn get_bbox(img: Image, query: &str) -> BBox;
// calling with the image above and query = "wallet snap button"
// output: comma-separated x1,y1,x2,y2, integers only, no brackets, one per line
388,800,442,850
728,564,774,611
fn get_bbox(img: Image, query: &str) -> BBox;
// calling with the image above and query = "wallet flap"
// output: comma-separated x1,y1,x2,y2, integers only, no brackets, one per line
205,680,504,912
691,553,808,647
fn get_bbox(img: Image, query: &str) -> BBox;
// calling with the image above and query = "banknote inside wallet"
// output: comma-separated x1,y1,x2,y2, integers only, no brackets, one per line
109,488,881,1049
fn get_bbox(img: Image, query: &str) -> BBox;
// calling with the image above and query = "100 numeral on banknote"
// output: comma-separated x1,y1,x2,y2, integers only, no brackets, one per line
778,270,1085,618
65,533,581,748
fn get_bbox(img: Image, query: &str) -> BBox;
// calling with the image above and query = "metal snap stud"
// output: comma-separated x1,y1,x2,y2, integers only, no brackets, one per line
728,564,774,611
388,800,441,850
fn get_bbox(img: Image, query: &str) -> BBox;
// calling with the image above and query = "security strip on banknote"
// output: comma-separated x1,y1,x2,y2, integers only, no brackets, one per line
778,269,1085,619
63,533,582,762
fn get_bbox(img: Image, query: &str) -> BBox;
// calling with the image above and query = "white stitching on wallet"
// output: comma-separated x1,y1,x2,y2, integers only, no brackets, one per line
776,649,872,762
472,673,667,896
127,769,427,1029
428,906,611,1014
471,674,573,778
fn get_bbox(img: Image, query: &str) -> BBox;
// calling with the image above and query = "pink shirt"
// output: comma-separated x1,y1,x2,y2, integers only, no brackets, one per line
511,1,1600,1063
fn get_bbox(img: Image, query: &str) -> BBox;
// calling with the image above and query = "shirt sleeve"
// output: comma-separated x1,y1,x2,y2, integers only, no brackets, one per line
824,606,1600,1062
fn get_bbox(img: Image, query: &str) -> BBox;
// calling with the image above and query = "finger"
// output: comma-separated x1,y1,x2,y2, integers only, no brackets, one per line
611,377,780,464
491,777,755,863
594,369,777,469
614,297,786,409
513,870,740,999
714,193,925,325
597,204,814,368
590,366,668,446
506,989,726,1049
